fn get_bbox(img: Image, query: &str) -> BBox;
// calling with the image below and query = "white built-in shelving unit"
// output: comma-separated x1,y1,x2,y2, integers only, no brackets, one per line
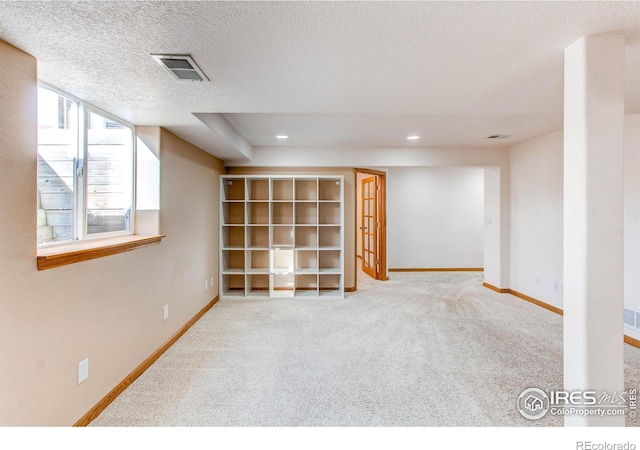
220,175,344,299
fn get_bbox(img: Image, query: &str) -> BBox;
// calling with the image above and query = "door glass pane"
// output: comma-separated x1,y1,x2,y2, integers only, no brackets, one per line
37,87,78,243
86,111,133,234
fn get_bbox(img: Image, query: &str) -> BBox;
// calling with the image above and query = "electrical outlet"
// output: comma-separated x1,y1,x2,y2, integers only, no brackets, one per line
204,279,208,291
163,304,169,321
78,358,89,384
536,276,541,286
553,282,559,292
210,276,214,288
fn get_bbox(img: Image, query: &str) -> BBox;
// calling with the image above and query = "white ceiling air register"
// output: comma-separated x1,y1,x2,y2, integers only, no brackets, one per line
487,135,512,139
151,54,209,81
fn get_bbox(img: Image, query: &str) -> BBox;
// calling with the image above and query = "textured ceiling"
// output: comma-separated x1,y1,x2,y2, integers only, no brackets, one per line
0,1,639,161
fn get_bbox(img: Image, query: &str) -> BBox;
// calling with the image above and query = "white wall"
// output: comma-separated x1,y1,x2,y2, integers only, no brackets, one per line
509,130,564,309
387,167,484,269
624,115,640,340
509,118,640,320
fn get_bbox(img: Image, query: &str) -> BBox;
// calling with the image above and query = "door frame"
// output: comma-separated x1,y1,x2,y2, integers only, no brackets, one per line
354,168,388,288
360,175,378,280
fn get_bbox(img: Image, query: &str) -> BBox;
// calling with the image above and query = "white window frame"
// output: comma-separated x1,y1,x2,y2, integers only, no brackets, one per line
37,82,137,248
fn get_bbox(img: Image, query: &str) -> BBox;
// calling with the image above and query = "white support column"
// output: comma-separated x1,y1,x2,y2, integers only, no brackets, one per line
483,166,510,290
564,35,625,426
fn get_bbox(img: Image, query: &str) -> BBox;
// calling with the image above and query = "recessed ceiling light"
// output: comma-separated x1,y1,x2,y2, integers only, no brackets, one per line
407,135,420,140
276,135,289,139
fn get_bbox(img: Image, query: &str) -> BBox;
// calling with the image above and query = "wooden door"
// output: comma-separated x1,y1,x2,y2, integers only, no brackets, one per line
361,176,378,279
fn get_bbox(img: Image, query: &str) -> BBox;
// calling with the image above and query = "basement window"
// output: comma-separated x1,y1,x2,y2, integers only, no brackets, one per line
37,84,134,245
36,84,164,270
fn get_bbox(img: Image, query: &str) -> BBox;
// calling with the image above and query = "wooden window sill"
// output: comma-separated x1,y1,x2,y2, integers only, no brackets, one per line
37,235,165,270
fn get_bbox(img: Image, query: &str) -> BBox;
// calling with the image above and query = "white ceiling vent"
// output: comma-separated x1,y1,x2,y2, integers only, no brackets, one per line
151,54,209,81
487,134,512,139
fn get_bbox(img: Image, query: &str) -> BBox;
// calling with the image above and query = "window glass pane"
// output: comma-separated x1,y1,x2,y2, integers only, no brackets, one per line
37,87,78,243
86,111,133,234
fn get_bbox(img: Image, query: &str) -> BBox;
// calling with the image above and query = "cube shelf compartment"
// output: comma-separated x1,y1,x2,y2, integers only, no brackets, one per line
272,179,294,201
248,202,269,224
318,178,341,201
222,274,245,297
295,202,317,225
248,250,269,273
295,179,317,201
319,274,341,297
295,274,319,297
295,249,318,273
319,202,340,224
219,175,344,299
222,202,244,225
295,226,318,248
248,178,269,201
222,250,245,273
248,274,270,296
272,226,294,247
272,249,294,273
247,226,269,248
223,178,245,201
222,226,245,249
272,202,293,224
319,250,341,273
272,272,295,297
319,226,341,248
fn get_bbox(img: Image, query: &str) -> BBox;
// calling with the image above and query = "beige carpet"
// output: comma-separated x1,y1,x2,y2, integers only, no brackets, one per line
90,271,640,427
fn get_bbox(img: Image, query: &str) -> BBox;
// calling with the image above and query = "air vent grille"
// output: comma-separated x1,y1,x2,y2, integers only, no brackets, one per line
160,58,193,70
151,54,209,82
624,306,640,331
624,308,635,327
